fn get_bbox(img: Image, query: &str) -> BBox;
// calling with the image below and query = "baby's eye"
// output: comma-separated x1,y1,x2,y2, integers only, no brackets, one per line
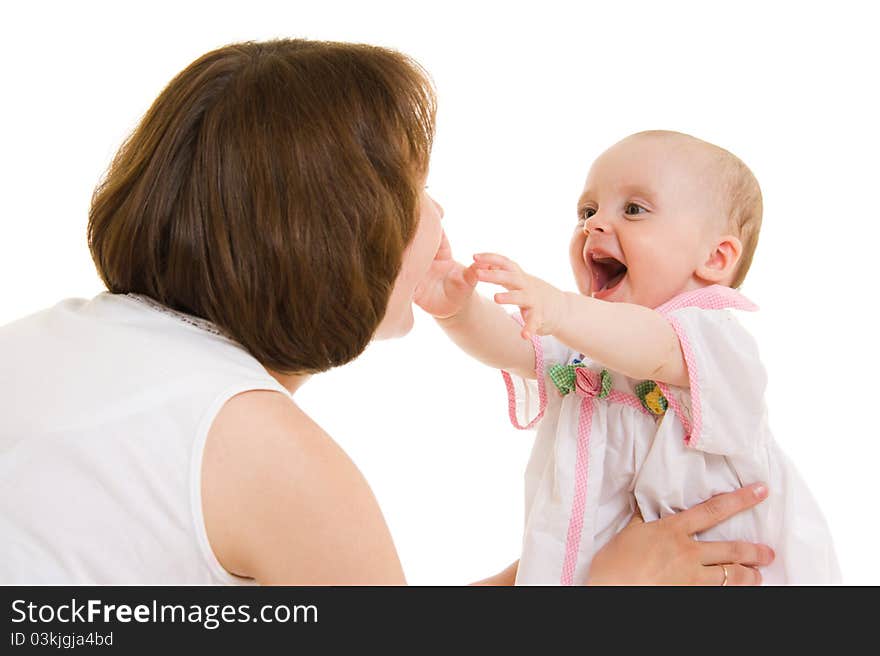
579,207,596,222
624,202,648,217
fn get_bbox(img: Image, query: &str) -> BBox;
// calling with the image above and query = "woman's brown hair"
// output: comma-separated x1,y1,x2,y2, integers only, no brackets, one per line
88,39,436,373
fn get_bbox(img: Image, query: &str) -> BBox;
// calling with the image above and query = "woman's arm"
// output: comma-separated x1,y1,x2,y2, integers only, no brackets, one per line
202,390,406,584
474,253,688,386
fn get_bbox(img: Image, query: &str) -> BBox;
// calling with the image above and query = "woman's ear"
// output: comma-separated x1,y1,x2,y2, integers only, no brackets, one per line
696,235,743,285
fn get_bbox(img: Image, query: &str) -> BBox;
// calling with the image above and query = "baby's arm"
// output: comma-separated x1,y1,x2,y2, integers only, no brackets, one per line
436,292,536,380
473,253,689,387
413,232,536,379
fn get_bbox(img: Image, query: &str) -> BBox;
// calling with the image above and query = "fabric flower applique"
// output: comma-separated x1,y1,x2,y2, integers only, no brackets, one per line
634,380,668,416
548,359,611,399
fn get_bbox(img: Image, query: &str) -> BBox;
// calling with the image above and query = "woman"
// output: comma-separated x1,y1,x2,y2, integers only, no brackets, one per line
0,39,773,585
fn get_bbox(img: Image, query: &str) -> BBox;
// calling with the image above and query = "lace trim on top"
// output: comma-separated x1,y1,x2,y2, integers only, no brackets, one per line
125,293,227,339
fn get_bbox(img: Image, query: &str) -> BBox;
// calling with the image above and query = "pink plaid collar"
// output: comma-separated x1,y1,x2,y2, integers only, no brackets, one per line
654,284,758,316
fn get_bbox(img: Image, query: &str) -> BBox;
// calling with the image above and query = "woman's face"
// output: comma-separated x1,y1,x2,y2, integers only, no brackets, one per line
374,188,444,339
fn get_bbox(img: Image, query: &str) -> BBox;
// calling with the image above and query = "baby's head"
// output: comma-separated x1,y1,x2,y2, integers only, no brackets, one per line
569,130,762,308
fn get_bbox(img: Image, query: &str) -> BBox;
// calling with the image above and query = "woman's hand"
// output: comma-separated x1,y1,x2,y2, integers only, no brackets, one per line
472,253,567,340
413,230,478,320
587,483,775,585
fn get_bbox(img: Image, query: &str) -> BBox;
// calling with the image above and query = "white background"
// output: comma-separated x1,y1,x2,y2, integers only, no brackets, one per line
2,1,878,583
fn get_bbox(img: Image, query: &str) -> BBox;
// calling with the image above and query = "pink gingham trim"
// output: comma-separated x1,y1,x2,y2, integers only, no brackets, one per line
560,397,593,585
501,314,548,430
654,284,758,314
657,316,699,445
559,386,656,584
655,285,757,448
606,389,651,413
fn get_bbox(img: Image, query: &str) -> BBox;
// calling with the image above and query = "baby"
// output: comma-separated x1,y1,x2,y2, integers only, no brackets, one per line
417,130,839,584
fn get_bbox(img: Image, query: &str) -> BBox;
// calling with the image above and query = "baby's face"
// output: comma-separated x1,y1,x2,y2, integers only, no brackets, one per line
569,135,726,308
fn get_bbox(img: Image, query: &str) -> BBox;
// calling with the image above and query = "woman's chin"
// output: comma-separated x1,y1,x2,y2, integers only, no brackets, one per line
374,306,415,341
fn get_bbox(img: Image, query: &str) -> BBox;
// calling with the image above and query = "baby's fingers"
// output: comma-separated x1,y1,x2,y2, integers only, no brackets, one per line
475,267,523,289
521,313,542,341
473,253,520,273
493,290,529,307
462,262,479,288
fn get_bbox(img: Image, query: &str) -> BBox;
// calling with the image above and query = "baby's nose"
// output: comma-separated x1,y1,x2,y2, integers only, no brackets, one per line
584,211,609,234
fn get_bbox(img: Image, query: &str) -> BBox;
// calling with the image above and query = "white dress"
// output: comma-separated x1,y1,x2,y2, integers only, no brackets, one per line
0,293,291,584
501,285,840,585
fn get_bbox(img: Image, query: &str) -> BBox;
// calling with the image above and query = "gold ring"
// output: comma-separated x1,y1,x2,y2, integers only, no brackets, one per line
719,564,729,587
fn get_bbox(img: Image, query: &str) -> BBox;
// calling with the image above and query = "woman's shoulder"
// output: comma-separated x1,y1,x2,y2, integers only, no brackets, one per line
201,390,405,584
209,388,314,438
201,390,326,575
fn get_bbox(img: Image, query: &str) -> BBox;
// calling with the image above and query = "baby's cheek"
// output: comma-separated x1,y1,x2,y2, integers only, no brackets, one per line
568,232,585,263
632,260,688,307
569,256,591,295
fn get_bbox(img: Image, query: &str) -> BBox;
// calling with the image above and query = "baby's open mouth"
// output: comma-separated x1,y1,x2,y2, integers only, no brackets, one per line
589,253,628,297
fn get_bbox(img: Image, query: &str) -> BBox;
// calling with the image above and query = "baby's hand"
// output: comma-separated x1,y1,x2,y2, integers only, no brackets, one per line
414,230,479,320
473,253,566,340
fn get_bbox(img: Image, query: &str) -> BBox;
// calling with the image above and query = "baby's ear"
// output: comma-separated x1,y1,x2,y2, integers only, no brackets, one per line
696,235,743,285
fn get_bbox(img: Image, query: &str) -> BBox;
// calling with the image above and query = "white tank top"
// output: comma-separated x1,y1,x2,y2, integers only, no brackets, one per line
0,293,291,584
